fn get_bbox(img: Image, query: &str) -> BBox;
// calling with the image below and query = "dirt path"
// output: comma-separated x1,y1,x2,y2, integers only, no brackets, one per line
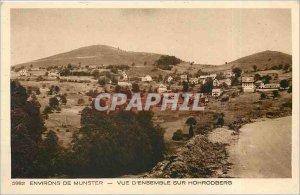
227,116,292,178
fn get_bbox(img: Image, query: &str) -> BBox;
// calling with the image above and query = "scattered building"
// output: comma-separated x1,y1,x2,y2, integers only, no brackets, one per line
157,84,168,93
213,79,220,87
241,76,255,92
167,76,173,83
212,88,222,97
190,77,199,85
18,69,29,77
121,71,128,81
142,75,153,82
260,83,280,89
199,74,217,82
117,81,132,88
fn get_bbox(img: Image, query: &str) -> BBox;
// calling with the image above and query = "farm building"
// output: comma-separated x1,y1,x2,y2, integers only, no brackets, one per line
167,76,173,83
213,79,220,87
242,76,255,92
142,75,153,82
157,84,168,94
18,69,29,77
190,78,199,85
212,88,222,97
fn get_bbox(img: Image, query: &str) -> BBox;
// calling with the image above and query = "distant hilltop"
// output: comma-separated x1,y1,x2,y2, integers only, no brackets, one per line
224,50,292,71
13,44,292,72
13,44,163,68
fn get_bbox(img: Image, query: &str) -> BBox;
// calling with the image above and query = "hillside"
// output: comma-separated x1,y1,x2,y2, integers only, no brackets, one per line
14,45,163,68
225,50,292,71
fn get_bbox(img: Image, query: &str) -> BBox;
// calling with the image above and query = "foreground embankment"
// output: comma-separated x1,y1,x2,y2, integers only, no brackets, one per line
145,116,292,178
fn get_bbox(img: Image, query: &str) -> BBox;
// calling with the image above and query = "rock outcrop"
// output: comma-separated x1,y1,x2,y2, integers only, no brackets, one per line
144,135,229,178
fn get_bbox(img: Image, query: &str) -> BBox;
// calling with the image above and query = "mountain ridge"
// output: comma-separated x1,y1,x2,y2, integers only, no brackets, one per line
14,45,292,72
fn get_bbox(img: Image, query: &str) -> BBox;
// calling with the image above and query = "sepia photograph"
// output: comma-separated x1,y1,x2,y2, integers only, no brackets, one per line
1,1,299,194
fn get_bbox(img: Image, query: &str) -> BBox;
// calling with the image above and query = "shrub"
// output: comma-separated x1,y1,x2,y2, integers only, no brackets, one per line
172,130,184,141
49,97,59,109
280,80,289,89
36,76,44,82
132,82,140,93
77,98,85,105
260,92,267,100
155,55,182,66
272,90,280,99
98,79,106,86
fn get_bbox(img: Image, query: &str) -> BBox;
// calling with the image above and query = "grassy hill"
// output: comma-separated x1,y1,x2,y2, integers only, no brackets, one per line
14,45,163,68
225,50,292,71
191,50,292,73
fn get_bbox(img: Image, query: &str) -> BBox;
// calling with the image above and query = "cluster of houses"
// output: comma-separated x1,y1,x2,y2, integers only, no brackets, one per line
16,66,284,98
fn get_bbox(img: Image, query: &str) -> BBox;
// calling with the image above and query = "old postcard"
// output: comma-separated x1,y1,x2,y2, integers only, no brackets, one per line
0,1,299,194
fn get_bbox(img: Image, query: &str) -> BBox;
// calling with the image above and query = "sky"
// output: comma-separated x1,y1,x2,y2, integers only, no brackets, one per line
11,8,291,65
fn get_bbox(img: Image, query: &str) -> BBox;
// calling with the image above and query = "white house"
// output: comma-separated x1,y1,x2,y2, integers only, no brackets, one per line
18,69,29,77
48,71,60,78
180,74,188,82
242,77,255,92
157,84,168,93
121,71,128,81
261,83,280,89
213,79,220,87
199,74,217,81
142,75,152,82
190,77,199,85
117,81,132,88
167,76,173,83
212,88,222,97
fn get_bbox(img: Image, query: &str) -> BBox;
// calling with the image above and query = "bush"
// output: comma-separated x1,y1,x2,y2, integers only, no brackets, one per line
172,130,184,141
155,55,182,66
272,90,280,99
260,92,267,100
77,98,85,105
280,80,289,89
98,79,106,86
132,82,140,93
36,76,44,82
49,97,59,109
216,113,225,127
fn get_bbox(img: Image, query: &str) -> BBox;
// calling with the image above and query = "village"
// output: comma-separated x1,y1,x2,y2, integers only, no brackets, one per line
11,59,293,154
